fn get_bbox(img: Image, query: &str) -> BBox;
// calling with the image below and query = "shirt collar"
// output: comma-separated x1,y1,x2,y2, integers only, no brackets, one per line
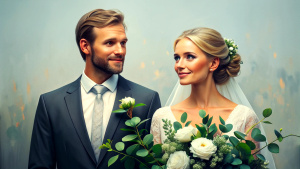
80,71,118,93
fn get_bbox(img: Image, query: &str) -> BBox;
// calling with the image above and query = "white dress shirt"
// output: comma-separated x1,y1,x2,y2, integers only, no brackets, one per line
80,71,118,141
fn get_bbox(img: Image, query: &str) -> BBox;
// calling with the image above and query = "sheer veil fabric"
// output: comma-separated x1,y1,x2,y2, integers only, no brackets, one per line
165,77,276,169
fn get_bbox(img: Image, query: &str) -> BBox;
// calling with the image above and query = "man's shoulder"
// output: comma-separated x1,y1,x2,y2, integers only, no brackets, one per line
41,77,80,98
120,76,156,94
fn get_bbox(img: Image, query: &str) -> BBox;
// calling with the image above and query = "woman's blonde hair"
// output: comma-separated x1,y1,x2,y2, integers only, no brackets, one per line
174,27,241,84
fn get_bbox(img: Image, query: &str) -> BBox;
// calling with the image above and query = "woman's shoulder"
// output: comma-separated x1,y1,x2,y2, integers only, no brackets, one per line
236,105,258,119
152,106,172,119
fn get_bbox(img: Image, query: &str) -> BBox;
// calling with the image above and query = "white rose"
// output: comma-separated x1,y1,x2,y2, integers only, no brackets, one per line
190,138,217,160
229,47,233,51
167,151,190,169
174,126,197,142
120,97,135,109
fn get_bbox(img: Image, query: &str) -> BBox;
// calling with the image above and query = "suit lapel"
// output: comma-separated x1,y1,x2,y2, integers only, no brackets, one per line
98,75,131,164
64,77,97,164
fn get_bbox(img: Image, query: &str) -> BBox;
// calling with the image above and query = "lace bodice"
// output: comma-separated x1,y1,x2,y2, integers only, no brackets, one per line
150,105,260,144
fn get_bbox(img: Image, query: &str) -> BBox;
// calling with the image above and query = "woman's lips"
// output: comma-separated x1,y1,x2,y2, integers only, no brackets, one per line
178,72,191,78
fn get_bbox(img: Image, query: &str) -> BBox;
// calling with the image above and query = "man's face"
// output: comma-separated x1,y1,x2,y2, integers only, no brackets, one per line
90,24,127,74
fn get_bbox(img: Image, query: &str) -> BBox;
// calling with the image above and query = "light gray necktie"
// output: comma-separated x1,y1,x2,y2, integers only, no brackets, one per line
91,85,108,161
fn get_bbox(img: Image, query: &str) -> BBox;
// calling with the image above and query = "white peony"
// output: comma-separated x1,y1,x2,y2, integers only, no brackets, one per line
190,138,217,160
167,151,190,169
174,126,197,142
119,97,135,109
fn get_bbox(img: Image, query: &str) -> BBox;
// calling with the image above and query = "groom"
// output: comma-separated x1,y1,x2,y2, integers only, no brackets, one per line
28,9,161,169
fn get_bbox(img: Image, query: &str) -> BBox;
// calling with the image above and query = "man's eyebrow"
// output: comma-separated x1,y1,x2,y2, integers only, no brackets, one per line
104,38,128,42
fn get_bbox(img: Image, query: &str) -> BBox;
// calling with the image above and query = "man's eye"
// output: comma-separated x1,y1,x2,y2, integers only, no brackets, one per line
121,41,127,46
187,54,195,60
106,41,113,45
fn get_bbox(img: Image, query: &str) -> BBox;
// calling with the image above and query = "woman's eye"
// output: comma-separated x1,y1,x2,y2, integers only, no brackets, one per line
187,54,195,60
174,56,180,61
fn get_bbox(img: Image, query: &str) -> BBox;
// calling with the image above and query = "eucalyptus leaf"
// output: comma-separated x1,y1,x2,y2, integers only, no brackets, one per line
136,149,149,157
152,144,162,155
209,124,217,133
222,135,229,140
256,154,265,161
108,155,119,167
219,124,233,133
237,143,251,159
240,164,251,169
115,142,125,151
245,140,256,150
173,122,182,132
251,128,261,139
207,117,213,127
199,109,206,118
263,108,272,118
253,134,266,142
151,165,161,169
122,134,138,142
274,130,283,142
185,121,192,127
262,121,272,124
143,134,153,146
219,116,225,125
268,143,279,153
234,131,246,140
202,114,209,124
229,136,239,147
126,144,140,155
224,153,234,164
124,157,135,169
196,124,206,137
231,158,242,165
139,163,148,169
181,112,187,123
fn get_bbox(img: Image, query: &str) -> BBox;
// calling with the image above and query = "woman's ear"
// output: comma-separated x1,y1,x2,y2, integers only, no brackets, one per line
80,39,91,55
210,57,220,71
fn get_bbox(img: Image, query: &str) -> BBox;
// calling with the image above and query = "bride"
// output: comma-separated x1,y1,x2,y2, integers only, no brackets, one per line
150,27,276,168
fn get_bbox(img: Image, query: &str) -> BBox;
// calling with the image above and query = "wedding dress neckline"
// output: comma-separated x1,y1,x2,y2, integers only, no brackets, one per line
165,104,242,125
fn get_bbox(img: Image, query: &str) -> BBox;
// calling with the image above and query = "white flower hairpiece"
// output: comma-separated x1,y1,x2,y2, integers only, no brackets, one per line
224,38,238,62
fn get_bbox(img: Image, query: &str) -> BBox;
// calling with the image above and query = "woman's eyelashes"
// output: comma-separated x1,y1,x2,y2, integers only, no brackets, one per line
174,55,180,61
174,54,196,62
186,54,196,60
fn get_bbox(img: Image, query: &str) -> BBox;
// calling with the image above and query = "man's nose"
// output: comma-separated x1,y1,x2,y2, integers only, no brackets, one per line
114,44,125,55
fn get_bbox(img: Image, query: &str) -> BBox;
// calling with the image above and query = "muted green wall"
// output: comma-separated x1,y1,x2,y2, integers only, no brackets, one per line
1,0,299,168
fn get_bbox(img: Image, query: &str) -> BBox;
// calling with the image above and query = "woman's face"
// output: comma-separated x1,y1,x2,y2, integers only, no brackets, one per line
174,38,212,85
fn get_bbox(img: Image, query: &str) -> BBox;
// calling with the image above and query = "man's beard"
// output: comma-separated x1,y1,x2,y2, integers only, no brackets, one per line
91,48,124,74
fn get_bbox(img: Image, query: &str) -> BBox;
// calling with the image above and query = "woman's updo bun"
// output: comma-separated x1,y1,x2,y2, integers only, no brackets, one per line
174,27,241,84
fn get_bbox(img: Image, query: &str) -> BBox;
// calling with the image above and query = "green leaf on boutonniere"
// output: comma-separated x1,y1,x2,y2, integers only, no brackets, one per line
185,121,192,127
138,129,148,135
131,117,141,126
181,112,187,123
125,120,134,127
219,116,225,125
263,108,272,118
120,128,135,132
199,109,206,118
274,129,283,142
136,149,148,157
133,103,146,108
262,121,272,124
231,158,242,165
251,128,261,139
256,154,265,161
112,109,127,113
143,134,153,146
245,140,256,150
173,122,182,132
122,134,138,142
115,142,125,151
108,155,119,167
234,131,246,140
268,143,279,153
126,144,140,155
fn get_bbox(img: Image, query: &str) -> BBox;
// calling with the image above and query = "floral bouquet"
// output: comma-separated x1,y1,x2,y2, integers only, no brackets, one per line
101,97,299,169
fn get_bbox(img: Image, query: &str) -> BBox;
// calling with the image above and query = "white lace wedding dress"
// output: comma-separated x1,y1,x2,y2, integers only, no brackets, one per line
150,105,259,144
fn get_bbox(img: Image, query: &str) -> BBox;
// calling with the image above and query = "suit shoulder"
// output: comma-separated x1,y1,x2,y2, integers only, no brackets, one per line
41,77,80,98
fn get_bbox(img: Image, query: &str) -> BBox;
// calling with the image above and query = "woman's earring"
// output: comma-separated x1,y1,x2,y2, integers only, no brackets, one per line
210,69,213,71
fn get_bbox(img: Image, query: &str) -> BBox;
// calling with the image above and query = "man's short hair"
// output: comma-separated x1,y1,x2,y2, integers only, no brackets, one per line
75,9,126,61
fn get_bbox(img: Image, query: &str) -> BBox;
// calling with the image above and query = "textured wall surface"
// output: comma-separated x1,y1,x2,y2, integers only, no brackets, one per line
1,0,299,168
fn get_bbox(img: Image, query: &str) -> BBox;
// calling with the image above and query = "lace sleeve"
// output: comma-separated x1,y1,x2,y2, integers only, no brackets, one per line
150,109,163,144
244,107,260,150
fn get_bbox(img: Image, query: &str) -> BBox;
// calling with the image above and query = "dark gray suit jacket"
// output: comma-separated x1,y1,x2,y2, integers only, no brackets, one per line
28,75,161,169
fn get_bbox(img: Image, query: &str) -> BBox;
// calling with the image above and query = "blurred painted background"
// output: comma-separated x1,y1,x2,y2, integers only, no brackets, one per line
0,0,299,168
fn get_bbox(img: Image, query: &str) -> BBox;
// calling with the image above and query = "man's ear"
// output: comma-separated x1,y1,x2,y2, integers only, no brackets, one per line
80,39,91,55
210,57,220,71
